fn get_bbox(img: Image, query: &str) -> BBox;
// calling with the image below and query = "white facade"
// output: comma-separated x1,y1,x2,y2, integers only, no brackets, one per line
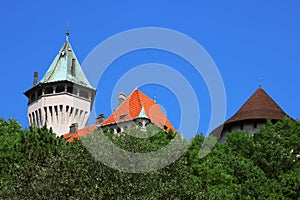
218,120,265,143
27,83,94,136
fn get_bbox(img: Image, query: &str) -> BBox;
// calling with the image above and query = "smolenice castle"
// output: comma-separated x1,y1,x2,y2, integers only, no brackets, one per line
24,32,292,141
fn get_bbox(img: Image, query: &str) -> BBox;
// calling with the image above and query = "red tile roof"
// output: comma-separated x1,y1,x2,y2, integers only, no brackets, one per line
63,89,175,142
100,89,175,132
63,125,96,142
225,87,290,125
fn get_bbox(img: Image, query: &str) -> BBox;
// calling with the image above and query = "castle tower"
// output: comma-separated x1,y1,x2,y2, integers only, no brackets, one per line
24,32,96,136
212,87,292,142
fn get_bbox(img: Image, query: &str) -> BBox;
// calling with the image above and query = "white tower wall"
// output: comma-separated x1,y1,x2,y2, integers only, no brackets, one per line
27,91,92,136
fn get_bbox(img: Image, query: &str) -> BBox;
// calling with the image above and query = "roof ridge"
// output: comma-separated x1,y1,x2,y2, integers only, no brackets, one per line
136,89,143,113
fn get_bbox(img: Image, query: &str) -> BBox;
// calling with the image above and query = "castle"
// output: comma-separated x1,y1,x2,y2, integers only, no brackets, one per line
24,32,174,138
24,33,292,140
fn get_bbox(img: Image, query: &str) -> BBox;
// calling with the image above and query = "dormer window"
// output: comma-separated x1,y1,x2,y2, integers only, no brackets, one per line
71,58,76,76
120,114,128,120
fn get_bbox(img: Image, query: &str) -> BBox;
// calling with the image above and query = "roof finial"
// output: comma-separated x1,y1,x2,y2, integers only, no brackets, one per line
259,76,264,88
66,21,69,41
153,94,157,103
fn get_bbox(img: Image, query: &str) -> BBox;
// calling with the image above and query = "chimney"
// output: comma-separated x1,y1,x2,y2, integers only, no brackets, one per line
96,114,105,124
69,123,78,134
118,92,126,106
33,72,38,86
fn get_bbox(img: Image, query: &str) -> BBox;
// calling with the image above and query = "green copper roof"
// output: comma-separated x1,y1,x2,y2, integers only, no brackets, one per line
136,105,149,119
39,39,94,89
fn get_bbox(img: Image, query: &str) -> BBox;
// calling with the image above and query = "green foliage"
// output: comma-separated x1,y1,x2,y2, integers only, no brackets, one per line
252,118,300,179
0,117,299,199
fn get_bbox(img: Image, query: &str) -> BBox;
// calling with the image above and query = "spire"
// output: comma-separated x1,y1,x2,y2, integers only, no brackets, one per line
137,104,149,119
65,22,69,41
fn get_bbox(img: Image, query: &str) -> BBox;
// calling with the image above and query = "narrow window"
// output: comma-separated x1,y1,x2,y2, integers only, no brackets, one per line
54,106,58,122
54,106,58,116
253,122,257,129
69,107,74,117
117,127,121,133
49,106,53,118
44,107,48,123
38,108,42,126
32,112,35,125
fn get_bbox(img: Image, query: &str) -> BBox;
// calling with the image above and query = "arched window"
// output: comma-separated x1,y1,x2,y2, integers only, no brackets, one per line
67,86,73,94
45,87,53,94
56,85,65,93
117,127,121,133
138,121,143,128
79,90,89,99
37,89,42,97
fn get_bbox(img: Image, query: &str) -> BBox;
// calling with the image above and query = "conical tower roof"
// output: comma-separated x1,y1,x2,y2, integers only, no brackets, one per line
39,37,93,89
225,87,290,125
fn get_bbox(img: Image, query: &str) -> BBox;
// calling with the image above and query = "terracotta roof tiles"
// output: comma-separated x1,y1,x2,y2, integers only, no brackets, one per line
64,89,175,142
225,87,290,125
101,89,175,132
63,125,96,142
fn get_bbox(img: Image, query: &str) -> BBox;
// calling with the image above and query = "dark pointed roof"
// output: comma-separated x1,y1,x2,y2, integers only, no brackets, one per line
225,87,290,125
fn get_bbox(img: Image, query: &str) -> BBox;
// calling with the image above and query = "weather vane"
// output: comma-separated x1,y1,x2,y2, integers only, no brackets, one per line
66,21,69,40
259,76,264,88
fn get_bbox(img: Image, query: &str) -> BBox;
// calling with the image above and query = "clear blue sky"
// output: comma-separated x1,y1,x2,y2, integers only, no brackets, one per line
1,1,299,138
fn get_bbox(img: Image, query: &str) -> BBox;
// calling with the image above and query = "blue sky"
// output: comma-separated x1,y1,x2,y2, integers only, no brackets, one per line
1,1,299,138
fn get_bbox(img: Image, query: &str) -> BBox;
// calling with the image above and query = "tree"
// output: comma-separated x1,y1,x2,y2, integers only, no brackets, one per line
0,117,299,199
